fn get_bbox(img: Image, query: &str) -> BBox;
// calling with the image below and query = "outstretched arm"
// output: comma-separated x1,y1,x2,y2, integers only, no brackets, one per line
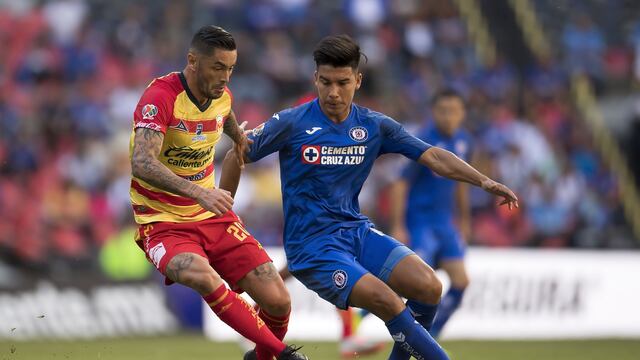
131,128,233,215
419,147,518,209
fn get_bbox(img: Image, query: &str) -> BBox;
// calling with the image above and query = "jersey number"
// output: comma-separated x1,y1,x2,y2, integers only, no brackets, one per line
227,222,250,241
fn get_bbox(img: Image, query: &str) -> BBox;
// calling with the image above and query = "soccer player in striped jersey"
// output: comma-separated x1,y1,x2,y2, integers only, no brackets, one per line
129,25,307,360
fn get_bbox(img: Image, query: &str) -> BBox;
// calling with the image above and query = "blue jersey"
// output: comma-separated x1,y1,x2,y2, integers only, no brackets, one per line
401,123,472,225
247,99,431,269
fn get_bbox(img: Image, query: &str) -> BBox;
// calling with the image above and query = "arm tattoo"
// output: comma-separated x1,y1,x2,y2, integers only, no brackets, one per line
165,253,194,284
131,128,202,199
252,262,279,281
223,110,243,144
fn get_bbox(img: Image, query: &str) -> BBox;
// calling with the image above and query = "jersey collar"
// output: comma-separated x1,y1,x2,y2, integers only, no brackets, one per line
179,72,212,112
313,99,356,128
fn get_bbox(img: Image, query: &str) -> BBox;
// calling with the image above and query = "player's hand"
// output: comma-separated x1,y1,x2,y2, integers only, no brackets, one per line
391,226,410,245
234,121,252,169
481,179,519,210
195,188,234,215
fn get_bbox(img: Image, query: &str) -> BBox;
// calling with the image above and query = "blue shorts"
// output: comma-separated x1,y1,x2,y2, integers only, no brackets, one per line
290,226,414,310
408,221,465,267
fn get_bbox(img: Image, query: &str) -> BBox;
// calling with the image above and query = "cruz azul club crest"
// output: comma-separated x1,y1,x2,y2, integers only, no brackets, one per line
349,126,368,142
141,104,158,120
333,270,348,289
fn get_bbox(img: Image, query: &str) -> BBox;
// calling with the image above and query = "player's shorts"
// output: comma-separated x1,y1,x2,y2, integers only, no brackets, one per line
408,220,465,267
135,211,271,291
290,225,414,310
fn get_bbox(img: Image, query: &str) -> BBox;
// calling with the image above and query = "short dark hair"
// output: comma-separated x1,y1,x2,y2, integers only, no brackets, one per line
313,34,366,69
190,25,236,55
430,88,464,107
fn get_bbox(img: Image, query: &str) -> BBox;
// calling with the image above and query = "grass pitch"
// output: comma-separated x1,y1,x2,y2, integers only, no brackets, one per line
1,335,639,360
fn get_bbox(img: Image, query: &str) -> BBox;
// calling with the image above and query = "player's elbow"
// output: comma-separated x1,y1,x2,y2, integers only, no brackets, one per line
224,148,251,167
422,147,455,177
131,154,151,179
224,148,239,164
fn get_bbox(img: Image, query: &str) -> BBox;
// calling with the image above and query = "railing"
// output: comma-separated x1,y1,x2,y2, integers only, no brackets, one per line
452,0,496,66
507,0,640,241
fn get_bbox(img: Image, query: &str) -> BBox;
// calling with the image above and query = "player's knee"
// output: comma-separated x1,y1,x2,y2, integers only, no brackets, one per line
366,287,404,318
259,289,291,316
166,253,223,295
414,273,443,304
187,271,223,295
451,276,470,290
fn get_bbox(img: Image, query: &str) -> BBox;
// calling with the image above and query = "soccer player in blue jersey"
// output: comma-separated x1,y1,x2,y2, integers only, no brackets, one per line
221,35,518,360
389,89,472,340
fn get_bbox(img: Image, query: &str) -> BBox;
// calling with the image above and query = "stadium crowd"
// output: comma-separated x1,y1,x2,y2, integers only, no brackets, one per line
0,0,636,276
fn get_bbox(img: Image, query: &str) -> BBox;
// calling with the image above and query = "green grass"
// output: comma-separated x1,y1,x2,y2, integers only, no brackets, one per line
1,335,639,360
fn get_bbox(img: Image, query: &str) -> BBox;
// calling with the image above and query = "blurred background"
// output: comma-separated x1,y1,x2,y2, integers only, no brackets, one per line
0,0,639,359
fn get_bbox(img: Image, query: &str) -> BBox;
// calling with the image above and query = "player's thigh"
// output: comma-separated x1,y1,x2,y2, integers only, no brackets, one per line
387,254,442,305
358,228,441,304
349,273,405,322
200,218,273,292
291,251,369,310
435,225,466,270
136,222,216,287
439,259,470,289
358,227,415,283
237,261,291,316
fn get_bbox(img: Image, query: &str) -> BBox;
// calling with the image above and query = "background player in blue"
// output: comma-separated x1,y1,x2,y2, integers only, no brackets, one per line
221,35,518,360
390,89,473,340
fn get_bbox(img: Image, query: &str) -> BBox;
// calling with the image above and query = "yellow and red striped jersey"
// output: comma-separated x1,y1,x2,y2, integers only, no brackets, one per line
129,72,238,224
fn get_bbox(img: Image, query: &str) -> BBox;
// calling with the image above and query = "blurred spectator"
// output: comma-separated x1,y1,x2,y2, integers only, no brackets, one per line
562,13,605,80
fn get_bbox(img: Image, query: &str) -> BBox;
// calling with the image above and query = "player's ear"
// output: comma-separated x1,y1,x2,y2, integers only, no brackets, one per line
187,51,197,72
313,70,319,85
355,71,362,90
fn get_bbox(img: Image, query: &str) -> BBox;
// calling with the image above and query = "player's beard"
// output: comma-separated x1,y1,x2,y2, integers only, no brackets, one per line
196,73,222,100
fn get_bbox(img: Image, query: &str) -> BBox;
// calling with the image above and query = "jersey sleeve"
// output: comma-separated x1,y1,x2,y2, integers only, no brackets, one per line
379,116,431,160
133,82,173,134
246,111,293,162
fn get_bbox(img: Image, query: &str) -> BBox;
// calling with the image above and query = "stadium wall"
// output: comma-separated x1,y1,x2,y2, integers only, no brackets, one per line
0,281,178,340
204,247,640,340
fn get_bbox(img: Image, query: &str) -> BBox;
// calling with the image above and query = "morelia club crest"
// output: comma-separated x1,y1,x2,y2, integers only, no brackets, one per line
142,104,158,120
216,114,224,131
349,126,368,142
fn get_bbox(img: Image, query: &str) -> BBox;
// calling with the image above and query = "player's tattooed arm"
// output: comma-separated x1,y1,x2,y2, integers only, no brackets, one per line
132,128,234,214
222,110,244,144
223,110,252,169
131,128,203,199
